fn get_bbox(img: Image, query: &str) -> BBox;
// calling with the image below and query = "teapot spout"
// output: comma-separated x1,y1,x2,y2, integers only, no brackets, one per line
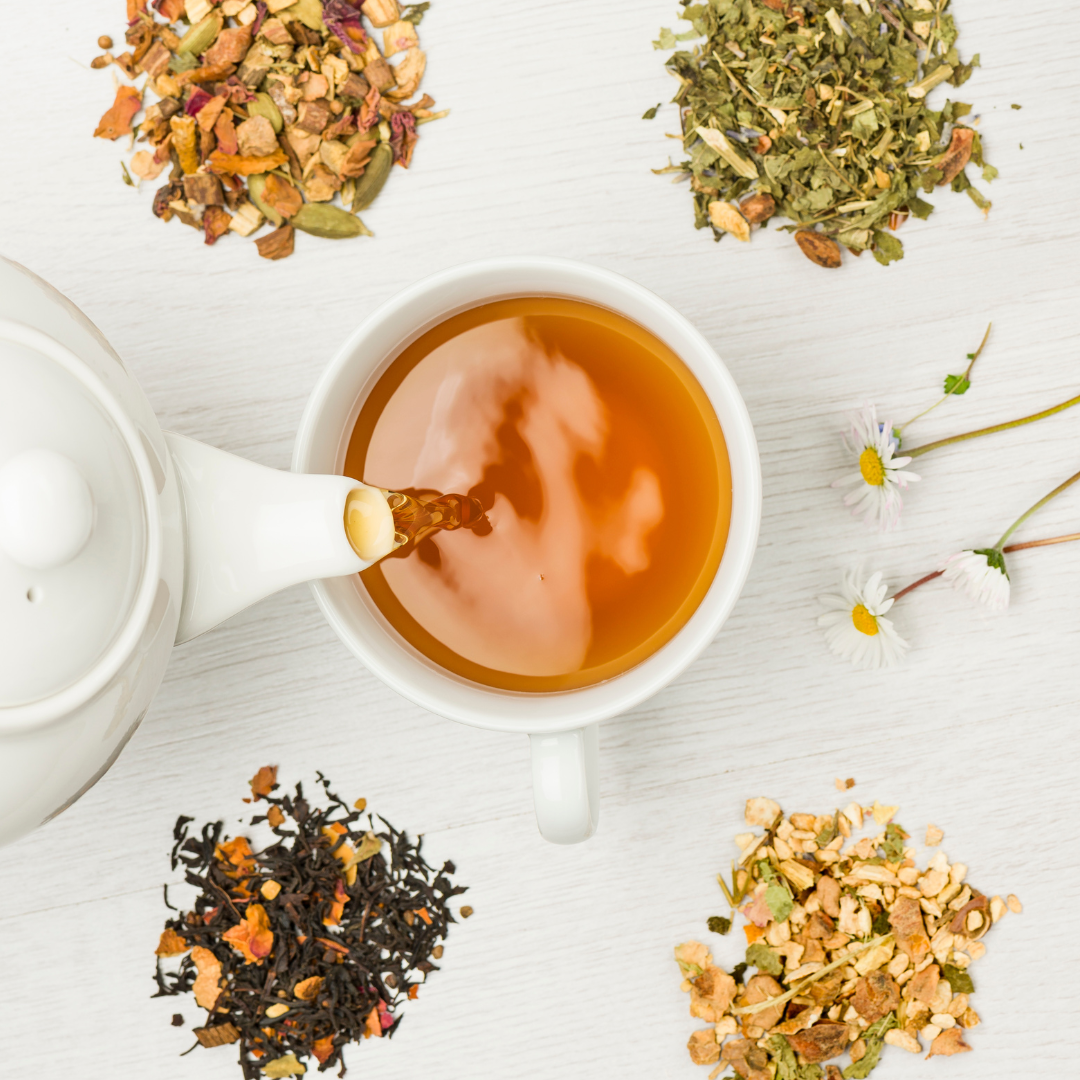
165,432,392,644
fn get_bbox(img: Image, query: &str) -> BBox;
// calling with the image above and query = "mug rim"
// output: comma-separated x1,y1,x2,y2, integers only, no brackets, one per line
293,256,761,734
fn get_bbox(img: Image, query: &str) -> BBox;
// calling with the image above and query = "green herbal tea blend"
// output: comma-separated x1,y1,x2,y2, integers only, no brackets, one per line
92,0,443,259
153,767,467,1077
676,796,1020,1078
651,0,995,267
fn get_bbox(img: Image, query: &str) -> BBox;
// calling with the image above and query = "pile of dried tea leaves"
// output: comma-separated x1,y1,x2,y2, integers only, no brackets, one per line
92,0,444,259
153,767,468,1077
676,797,1020,1079
651,0,995,267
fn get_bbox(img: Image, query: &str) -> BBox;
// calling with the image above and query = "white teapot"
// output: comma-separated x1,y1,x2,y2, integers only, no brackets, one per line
0,256,394,848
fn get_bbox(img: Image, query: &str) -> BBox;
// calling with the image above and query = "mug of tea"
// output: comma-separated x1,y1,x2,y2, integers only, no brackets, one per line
294,257,761,843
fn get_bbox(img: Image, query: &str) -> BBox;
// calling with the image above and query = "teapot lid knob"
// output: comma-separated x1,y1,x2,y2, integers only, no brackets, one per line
0,449,94,570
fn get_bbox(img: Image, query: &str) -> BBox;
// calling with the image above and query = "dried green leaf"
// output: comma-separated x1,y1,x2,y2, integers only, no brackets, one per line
815,814,838,848
940,963,975,994
707,916,731,936
642,103,661,120
765,882,793,923
401,2,429,23
872,232,904,266
765,1035,824,1080
745,942,783,978
880,823,907,861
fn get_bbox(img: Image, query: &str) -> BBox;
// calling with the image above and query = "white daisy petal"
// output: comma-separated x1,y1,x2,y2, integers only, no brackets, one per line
940,550,1010,611
818,566,909,670
834,405,921,532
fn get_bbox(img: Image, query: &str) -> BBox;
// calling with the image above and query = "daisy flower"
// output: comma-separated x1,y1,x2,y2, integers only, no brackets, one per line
819,567,909,670
833,406,920,532
940,549,1010,611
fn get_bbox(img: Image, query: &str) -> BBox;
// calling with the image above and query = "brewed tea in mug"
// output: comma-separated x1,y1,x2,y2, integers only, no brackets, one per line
344,297,731,691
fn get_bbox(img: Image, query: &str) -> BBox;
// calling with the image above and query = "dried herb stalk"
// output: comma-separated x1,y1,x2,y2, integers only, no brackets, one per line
92,0,444,259
652,0,995,267
153,768,467,1078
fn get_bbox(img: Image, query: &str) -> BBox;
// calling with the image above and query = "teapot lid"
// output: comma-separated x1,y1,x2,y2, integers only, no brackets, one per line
0,322,161,723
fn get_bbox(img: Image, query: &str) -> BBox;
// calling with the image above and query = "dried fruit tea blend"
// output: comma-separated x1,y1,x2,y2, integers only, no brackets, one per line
93,0,444,258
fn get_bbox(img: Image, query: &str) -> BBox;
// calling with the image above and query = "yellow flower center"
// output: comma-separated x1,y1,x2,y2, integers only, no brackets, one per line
859,447,886,486
851,604,879,636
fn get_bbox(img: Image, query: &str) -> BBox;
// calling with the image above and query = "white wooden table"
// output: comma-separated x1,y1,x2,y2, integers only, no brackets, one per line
1,1,1077,1076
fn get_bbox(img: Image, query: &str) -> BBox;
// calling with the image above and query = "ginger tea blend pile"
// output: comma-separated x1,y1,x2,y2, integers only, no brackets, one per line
92,0,443,259
676,796,1019,1079
651,0,995,267
153,768,468,1078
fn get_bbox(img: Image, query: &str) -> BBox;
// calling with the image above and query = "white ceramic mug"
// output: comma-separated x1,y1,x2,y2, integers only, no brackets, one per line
293,257,761,844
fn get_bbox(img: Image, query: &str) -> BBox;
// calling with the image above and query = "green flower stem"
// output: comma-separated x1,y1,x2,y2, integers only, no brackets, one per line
905,392,1080,459
898,322,992,434
994,468,1080,550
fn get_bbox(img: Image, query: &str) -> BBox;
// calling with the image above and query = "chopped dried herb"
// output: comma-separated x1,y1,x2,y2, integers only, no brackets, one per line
92,0,448,259
677,797,1017,1077
707,915,732,935
652,0,994,267
153,769,467,1078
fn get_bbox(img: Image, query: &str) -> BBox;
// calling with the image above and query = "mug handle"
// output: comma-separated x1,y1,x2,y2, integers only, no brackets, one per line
529,725,600,844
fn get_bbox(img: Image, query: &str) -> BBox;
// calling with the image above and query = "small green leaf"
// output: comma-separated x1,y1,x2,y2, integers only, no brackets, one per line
401,2,430,23
765,1035,824,1079
765,882,793,923
757,860,777,884
880,822,907,861
745,942,784,977
708,915,732,935
871,231,904,266
815,813,838,847
944,374,971,395
642,103,662,120
1011,103,1022,110
843,1035,885,1078
871,908,891,936
941,963,975,993
866,1012,898,1039
653,27,677,49
731,961,748,985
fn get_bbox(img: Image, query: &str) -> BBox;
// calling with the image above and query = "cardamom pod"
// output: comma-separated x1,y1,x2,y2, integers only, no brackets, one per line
176,13,223,56
291,203,370,238
248,92,283,134
247,174,282,226
350,143,392,211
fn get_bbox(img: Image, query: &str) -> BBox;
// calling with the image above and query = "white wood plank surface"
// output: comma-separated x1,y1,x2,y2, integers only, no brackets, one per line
1,1,1077,1077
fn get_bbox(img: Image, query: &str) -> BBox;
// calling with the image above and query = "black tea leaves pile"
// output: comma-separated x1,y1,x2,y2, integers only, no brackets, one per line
153,768,467,1078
